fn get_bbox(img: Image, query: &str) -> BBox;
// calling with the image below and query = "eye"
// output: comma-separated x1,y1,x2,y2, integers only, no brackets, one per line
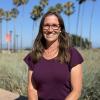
44,24,49,27
52,24,58,27
43,24,60,30
43,25,48,30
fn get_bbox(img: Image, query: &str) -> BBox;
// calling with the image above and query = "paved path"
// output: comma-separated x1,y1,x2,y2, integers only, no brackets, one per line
0,88,19,100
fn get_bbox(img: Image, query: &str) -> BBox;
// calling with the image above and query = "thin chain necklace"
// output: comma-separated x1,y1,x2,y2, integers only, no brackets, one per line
43,47,59,59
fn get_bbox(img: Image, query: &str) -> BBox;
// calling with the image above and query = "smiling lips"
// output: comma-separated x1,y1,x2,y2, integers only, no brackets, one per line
46,32,59,38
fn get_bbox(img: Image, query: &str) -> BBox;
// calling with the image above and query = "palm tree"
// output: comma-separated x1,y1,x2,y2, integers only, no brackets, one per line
13,0,21,7
31,5,43,44
40,0,48,9
20,0,29,12
76,0,86,47
12,0,29,50
63,1,75,45
11,8,19,52
13,0,21,51
54,3,63,14
48,3,63,14
31,5,43,22
48,6,57,12
4,11,12,51
0,8,4,53
63,1,75,33
20,0,29,51
88,0,96,49
80,3,85,48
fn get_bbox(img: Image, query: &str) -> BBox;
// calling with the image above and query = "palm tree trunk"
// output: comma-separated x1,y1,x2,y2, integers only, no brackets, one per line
16,34,18,51
68,16,72,45
20,4,25,51
80,3,85,49
68,16,70,33
10,31,12,52
89,1,95,49
0,20,2,53
13,18,16,52
6,21,10,52
76,4,81,46
32,20,34,45
6,21,8,51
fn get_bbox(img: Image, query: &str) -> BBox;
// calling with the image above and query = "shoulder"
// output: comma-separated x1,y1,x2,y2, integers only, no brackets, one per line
23,52,34,70
68,47,84,69
69,47,79,53
69,47,83,58
24,52,32,62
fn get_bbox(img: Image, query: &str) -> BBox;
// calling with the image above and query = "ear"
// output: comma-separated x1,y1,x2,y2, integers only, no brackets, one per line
59,27,61,32
59,30,61,33
57,31,61,35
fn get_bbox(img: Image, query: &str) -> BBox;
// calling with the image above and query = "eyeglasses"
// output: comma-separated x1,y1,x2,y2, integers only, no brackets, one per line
43,24,60,30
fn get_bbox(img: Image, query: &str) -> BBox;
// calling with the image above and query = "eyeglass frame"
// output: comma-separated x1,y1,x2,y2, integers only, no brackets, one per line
43,24,60,31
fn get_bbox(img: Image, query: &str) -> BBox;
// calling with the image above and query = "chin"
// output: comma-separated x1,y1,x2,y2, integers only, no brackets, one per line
46,39,58,43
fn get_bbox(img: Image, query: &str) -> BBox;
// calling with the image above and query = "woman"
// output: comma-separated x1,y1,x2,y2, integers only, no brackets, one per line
24,11,84,100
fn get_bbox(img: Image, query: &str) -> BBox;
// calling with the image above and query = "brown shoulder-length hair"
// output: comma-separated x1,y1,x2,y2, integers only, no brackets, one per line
31,11,71,64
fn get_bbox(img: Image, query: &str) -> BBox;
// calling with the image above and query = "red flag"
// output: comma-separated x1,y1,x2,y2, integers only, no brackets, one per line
5,33,11,42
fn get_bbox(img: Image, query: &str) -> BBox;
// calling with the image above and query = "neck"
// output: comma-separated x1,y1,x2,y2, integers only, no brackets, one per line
43,39,59,58
46,39,59,50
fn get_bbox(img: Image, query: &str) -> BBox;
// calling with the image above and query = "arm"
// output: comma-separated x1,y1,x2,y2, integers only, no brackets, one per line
65,64,83,100
28,70,38,100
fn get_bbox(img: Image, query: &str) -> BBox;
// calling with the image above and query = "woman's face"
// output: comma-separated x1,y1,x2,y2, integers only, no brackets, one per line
43,15,61,43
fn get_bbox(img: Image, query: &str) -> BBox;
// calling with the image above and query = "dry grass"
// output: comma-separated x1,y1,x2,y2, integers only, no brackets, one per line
0,49,100,99
0,50,29,95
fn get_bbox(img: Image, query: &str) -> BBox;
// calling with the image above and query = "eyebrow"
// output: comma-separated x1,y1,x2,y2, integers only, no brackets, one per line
43,23,60,25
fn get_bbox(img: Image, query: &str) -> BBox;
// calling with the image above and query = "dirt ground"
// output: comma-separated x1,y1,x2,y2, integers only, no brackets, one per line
0,88,20,100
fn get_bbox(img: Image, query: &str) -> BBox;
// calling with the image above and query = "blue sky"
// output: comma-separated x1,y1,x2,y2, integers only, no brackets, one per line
0,0,100,48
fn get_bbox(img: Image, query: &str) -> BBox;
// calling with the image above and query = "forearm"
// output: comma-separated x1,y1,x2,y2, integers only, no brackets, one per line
66,64,83,100
28,89,38,100
65,90,81,100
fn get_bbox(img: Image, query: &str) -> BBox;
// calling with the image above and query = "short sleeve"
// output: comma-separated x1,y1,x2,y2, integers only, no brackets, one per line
23,52,34,71
69,47,84,70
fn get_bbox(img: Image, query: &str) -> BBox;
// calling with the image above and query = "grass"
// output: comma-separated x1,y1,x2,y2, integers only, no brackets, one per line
79,49,100,99
0,49,100,99
0,51,28,95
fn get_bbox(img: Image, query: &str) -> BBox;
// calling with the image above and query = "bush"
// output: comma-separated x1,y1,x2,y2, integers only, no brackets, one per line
80,73,100,100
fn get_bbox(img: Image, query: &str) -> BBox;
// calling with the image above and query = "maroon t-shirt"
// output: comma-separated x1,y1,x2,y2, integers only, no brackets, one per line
24,47,83,100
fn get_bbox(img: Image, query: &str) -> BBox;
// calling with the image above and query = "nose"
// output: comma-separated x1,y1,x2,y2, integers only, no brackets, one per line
48,26,53,32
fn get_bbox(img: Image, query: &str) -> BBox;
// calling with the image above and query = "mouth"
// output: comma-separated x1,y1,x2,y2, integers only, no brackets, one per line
46,32,59,36
46,33,57,38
